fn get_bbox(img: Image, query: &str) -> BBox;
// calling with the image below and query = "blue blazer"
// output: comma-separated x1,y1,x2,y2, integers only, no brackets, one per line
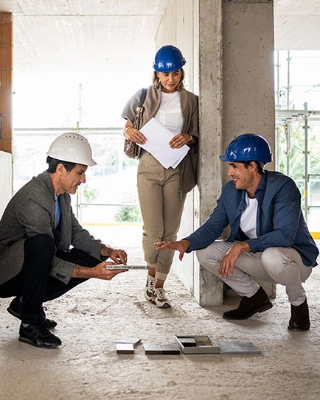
186,170,319,267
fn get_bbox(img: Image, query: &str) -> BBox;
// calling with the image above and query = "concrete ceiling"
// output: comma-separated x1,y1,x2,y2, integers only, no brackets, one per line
0,0,319,78
5,0,167,77
274,0,320,50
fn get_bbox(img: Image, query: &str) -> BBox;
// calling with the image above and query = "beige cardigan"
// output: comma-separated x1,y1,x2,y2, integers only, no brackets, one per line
122,85,199,197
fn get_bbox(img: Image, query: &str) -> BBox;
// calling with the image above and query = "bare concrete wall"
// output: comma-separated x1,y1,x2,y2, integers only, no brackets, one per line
155,0,199,294
221,0,276,182
0,151,12,218
155,0,275,305
195,0,224,304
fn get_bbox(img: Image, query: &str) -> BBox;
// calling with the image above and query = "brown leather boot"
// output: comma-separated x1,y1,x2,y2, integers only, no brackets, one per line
288,299,310,331
223,286,273,320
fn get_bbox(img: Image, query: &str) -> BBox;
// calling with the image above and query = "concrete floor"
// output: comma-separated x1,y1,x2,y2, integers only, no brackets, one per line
1,247,320,400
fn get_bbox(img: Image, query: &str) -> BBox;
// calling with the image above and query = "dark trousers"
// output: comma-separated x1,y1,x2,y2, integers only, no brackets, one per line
0,234,100,324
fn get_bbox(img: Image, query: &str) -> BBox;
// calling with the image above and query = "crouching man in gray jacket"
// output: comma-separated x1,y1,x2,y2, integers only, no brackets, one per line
156,134,319,332
0,132,128,348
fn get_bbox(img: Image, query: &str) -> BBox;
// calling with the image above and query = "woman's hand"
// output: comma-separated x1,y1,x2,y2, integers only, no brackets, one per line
124,122,147,145
169,133,193,148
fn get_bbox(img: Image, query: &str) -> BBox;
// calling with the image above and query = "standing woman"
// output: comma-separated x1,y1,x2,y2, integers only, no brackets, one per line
121,45,199,308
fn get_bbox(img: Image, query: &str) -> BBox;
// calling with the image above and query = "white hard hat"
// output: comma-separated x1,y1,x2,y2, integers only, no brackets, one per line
47,132,97,166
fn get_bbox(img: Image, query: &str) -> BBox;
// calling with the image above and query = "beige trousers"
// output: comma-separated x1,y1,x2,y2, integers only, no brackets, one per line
137,151,186,280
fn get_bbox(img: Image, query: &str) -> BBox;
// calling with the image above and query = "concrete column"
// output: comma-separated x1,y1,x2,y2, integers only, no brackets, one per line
197,0,275,305
0,12,13,153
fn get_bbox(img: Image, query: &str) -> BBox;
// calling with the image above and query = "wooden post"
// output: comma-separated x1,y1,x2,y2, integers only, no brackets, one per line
0,12,13,153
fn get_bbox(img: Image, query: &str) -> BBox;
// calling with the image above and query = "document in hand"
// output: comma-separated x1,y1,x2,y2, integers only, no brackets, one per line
139,118,189,169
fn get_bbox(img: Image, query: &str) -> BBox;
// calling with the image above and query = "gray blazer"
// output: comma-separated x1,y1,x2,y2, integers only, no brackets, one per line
0,171,104,285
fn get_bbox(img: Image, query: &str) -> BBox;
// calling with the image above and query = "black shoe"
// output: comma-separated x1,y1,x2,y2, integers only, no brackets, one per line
288,299,310,332
7,297,57,329
19,323,62,349
223,286,273,320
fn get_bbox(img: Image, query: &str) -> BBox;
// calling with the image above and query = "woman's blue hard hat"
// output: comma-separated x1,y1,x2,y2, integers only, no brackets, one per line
153,45,186,72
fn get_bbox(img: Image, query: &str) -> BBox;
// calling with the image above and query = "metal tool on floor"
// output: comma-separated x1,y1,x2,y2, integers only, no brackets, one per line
116,337,141,354
116,335,261,356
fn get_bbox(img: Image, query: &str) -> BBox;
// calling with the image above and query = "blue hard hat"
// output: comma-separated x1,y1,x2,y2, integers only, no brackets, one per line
153,45,186,72
219,133,272,163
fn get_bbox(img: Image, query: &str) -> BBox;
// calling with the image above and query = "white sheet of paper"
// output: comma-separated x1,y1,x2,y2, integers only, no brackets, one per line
139,118,189,169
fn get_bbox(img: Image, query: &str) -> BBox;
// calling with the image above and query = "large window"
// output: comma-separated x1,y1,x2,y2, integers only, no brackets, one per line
12,73,150,264
13,129,144,264
275,51,320,234
13,51,320,245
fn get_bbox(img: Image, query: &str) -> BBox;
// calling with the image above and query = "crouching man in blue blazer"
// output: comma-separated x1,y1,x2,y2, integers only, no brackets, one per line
156,133,318,331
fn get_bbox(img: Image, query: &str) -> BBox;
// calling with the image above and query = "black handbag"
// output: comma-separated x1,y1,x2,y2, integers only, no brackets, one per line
124,88,147,159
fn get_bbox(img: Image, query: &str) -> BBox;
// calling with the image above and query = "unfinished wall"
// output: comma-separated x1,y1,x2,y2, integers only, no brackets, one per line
198,0,275,305
0,12,13,154
154,0,275,305
155,0,200,294
0,12,13,218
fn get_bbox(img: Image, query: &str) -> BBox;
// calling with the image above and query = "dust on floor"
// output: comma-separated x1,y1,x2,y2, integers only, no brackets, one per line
1,266,320,400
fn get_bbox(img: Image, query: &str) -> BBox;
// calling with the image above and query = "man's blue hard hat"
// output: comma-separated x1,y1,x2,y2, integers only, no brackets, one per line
219,133,272,163
153,45,186,72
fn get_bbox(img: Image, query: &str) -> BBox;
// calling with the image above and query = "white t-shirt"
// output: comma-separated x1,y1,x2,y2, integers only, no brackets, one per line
154,91,183,135
240,193,258,239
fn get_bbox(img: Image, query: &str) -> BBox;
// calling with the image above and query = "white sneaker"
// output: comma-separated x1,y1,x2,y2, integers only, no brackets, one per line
154,288,171,308
144,275,156,301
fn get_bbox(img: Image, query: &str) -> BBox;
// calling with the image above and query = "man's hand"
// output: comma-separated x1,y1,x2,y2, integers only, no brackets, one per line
218,241,251,278
101,246,128,265
155,240,190,261
108,248,128,265
72,261,128,280
93,261,128,280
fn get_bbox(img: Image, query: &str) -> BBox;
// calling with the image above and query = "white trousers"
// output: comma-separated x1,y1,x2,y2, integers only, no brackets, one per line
196,241,312,306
